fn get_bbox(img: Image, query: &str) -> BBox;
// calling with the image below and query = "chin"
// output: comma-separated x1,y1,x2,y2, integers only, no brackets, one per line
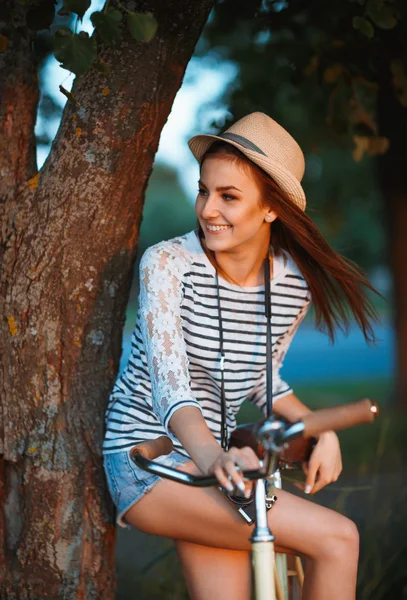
207,240,235,254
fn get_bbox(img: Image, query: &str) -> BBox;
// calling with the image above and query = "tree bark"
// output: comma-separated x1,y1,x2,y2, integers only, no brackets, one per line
377,67,407,410
0,0,39,198
0,0,214,597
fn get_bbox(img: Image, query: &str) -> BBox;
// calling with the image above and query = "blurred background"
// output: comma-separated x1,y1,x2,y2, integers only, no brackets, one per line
36,2,405,598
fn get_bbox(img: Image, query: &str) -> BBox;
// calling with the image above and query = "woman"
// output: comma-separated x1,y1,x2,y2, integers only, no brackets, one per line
103,112,378,600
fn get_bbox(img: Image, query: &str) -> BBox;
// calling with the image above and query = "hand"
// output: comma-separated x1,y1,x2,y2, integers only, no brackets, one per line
207,446,261,498
298,431,342,495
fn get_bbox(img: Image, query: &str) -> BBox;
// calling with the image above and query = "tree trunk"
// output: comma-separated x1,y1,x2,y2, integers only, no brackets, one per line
0,1,214,597
377,67,407,410
0,0,39,197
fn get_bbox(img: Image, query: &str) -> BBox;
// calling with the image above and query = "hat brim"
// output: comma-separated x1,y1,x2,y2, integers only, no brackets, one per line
188,134,306,211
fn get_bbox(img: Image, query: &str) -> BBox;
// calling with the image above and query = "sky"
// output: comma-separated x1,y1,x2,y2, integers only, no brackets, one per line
35,2,238,203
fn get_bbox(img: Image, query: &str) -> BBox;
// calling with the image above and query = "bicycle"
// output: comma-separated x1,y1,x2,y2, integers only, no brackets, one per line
130,398,379,600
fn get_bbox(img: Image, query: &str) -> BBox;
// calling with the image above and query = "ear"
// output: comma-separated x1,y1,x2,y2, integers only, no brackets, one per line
264,210,278,224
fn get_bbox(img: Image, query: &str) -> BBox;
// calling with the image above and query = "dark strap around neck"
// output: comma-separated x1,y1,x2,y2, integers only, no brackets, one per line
216,271,228,450
216,253,273,451
264,254,273,419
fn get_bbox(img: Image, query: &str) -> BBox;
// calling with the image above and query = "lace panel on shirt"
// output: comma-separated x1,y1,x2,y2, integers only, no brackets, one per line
138,246,200,428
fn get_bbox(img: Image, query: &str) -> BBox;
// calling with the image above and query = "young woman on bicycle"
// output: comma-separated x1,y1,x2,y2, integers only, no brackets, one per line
103,112,377,600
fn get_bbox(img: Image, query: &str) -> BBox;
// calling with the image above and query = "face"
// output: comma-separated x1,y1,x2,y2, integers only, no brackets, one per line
195,156,277,254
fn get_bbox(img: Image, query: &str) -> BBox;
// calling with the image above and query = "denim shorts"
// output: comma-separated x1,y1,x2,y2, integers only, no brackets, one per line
103,447,192,529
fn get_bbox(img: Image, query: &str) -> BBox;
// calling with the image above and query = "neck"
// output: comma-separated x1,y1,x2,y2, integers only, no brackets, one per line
202,235,273,287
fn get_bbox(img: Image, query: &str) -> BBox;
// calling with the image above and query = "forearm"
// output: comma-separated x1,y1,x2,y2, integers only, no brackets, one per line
272,392,312,421
168,406,223,474
273,392,336,441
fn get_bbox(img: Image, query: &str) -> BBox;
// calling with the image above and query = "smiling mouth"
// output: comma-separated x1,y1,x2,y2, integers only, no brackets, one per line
206,224,232,232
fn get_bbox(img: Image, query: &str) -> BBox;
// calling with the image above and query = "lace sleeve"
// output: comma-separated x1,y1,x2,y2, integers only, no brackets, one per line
248,302,310,414
138,245,203,433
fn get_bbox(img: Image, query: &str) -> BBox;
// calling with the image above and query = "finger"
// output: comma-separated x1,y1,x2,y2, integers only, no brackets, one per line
213,465,234,493
224,461,246,494
309,470,331,494
333,465,342,482
310,478,329,494
226,448,258,497
242,480,254,499
304,458,319,495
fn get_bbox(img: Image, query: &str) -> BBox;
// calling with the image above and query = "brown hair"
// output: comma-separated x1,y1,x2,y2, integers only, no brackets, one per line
197,141,380,343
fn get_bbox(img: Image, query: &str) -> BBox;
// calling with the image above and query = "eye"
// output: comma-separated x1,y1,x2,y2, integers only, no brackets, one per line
222,193,236,201
197,187,208,196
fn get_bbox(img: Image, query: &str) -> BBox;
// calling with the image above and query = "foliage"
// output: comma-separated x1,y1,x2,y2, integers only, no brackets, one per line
3,0,158,77
53,26,96,75
199,0,406,153
137,162,197,258
192,0,406,270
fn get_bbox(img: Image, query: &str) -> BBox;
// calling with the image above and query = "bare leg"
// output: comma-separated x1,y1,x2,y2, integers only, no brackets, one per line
124,461,359,600
269,492,359,600
175,540,251,600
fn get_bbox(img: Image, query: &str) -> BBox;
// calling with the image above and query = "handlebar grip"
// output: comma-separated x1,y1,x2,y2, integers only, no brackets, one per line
129,436,174,461
302,399,379,438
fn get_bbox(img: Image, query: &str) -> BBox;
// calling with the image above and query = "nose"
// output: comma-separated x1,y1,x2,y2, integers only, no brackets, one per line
199,193,221,220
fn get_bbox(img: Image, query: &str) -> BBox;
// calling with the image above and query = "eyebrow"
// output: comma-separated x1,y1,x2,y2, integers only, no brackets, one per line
198,180,242,193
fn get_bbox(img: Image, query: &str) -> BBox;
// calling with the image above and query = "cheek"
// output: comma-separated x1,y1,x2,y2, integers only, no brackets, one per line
233,207,260,226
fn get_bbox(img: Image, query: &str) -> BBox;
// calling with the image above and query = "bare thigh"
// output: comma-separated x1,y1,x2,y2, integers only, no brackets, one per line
123,461,352,559
175,541,251,600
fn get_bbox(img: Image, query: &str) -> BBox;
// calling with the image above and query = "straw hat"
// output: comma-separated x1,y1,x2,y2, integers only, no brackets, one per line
188,112,306,211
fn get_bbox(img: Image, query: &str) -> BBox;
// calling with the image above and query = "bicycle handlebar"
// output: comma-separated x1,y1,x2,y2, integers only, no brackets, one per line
129,398,378,486
130,436,174,460
130,451,266,487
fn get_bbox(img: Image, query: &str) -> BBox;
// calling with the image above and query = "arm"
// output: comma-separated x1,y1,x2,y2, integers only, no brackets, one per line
169,406,260,496
139,246,259,494
138,245,203,432
272,391,312,421
274,392,342,495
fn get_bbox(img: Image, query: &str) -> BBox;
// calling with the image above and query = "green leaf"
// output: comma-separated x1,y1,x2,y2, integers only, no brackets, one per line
26,0,56,31
127,11,158,43
91,8,123,45
365,0,398,30
60,0,90,19
352,16,375,38
53,28,96,76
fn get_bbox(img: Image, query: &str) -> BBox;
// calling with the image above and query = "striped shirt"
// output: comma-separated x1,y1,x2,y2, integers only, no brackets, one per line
102,229,311,456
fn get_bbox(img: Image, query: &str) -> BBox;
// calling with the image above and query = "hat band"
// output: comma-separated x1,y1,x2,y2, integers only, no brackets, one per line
218,132,267,157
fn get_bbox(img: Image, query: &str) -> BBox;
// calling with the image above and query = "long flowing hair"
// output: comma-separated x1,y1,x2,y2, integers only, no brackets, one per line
196,141,380,343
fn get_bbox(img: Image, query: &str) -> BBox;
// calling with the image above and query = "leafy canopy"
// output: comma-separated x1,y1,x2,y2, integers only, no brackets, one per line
4,0,158,77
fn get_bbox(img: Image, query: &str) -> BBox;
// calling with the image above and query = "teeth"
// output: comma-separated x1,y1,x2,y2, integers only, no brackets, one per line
207,225,231,231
